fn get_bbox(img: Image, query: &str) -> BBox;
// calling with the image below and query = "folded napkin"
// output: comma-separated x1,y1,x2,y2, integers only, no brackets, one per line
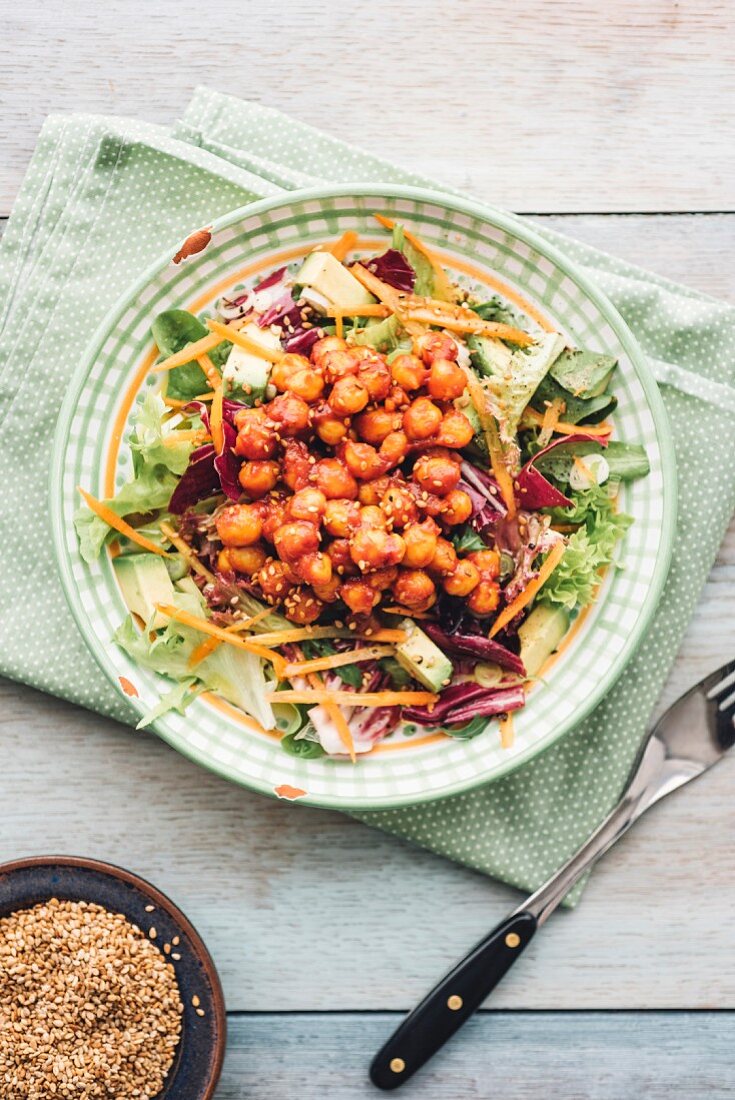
2,88,734,904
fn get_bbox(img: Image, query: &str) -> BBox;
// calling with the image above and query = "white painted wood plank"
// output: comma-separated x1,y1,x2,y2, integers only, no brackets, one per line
216,1012,735,1099
2,0,734,214
0,215,734,1012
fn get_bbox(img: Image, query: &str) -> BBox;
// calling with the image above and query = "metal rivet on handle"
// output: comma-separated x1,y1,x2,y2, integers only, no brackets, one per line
505,932,521,948
390,1058,406,1073
447,994,463,1010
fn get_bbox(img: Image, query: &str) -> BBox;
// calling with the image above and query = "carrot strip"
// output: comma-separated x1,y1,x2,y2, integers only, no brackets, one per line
156,604,287,677
324,303,390,318
188,604,275,668
188,636,220,668
207,319,284,363
522,407,613,437
373,213,455,300
538,397,566,447
499,711,516,749
489,541,566,638
265,689,437,707
253,626,407,647
350,264,424,336
154,333,222,371
334,311,344,340
462,368,516,519
381,606,434,619
77,489,171,557
283,645,393,677
328,230,359,261
209,383,224,454
164,392,215,408
162,428,210,447
158,522,216,583
403,300,533,346
197,353,222,391
303,669,356,762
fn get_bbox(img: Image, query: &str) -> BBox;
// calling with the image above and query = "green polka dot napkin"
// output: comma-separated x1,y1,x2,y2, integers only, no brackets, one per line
2,88,734,904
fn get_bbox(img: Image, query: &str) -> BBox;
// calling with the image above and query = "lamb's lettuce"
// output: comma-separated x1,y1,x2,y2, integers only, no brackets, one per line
151,309,231,401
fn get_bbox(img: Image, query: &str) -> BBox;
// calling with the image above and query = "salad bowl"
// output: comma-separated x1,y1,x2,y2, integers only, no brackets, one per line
51,185,676,810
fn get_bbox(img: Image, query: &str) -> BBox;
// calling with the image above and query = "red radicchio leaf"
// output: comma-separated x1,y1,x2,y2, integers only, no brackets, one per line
402,682,525,726
284,327,325,356
257,291,303,330
168,445,219,513
214,419,241,501
254,266,288,293
515,433,607,510
364,249,415,292
423,623,526,676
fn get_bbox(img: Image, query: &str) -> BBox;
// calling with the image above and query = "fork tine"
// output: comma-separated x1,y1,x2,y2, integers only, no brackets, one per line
704,660,735,700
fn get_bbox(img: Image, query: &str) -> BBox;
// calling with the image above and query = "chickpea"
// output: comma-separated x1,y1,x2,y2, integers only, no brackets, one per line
258,559,296,602
266,392,310,437
323,498,361,538
378,430,409,470
366,565,398,591
358,361,392,401
428,537,458,576
270,353,311,392
322,349,359,383
238,460,279,499
358,505,387,530
354,407,402,445
416,331,458,364
402,519,440,568
282,440,312,492
315,415,349,446
285,368,325,403
412,454,461,496
467,579,500,617
342,440,385,481
403,396,443,441
442,489,473,525
289,487,327,523
216,503,263,547
443,559,480,597
284,586,324,625
297,551,333,588
312,574,342,603
380,484,418,528
329,374,370,417
234,408,277,460
384,384,411,411
340,579,380,616
311,335,347,366
327,538,359,577
394,569,437,611
217,548,234,573
428,358,467,401
390,353,426,391
314,458,359,500
273,520,320,564
261,495,290,542
358,476,391,506
349,528,406,571
467,548,501,579
435,408,475,449
228,544,268,576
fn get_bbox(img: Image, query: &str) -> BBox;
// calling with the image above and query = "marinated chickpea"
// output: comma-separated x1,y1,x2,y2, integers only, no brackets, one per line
380,484,418,528
327,538,359,577
312,574,342,603
217,548,234,573
358,505,388,530
281,440,312,491
273,520,320,564
354,408,402,445
358,475,391,506
358,361,392,401
285,368,325,403
384,384,410,411
234,408,277,460
228,544,268,576
428,358,467,401
329,375,370,417
390,353,426,391
467,548,501,579
289,487,327,523
258,559,296,601
428,537,458,575
366,565,398,591
238,460,279,499
266,392,311,437
270,353,311,392
314,458,359,500
402,519,439,568
297,551,333,588
467,579,500,617
435,408,475,449
284,587,324,624
394,569,437,611
261,496,290,541
340,579,380,615
416,331,458,364
442,488,473,525
349,528,406,571
322,349,359,383
443,559,480,597
342,440,385,481
311,335,347,366
315,415,349,446
412,454,461,496
378,430,409,470
403,396,443,441
323,498,361,538
216,503,264,547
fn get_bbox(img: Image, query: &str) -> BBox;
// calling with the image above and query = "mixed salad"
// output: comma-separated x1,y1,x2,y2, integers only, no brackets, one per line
76,217,649,760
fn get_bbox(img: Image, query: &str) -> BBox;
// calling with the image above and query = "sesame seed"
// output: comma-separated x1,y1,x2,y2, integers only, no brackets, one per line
149,927,157,939
172,953,182,961
192,995,200,1007
196,1008,206,1017
145,904,155,913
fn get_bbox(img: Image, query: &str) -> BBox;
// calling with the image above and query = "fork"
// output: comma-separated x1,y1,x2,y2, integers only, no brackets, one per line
370,659,735,1090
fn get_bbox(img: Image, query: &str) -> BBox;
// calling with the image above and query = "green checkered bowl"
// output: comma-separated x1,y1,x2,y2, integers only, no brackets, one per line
50,186,676,810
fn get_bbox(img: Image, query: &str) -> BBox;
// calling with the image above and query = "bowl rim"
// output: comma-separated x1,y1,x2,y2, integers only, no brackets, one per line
50,182,677,809
0,853,226,1099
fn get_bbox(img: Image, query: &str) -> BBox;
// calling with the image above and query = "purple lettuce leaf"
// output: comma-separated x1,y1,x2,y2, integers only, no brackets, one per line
214,419,241,501
423,623,526,676
364,249,415,292
516,433,607,510
168,444,219,513
253,266,288,293
284,327,325,356
257,290,303,330
402,682,525,725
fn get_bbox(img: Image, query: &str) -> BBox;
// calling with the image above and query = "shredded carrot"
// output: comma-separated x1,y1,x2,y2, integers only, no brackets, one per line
499,711,516,749
158,521,216,583
188,636,220,668
462,368,516,519
207,319,284,363
162,428,210,447
197,353,222,390
381,606,434,619
209,384,224,454
539,397,566,447
402,301,533,346
350,264,424,336
334,311,344,340
253,626,407,647
188,604,275,668
573,455,595,482
373,213,455,300
77,489,171,557
156,604,287,677
522,407,613,437
163,392,214,408
325,303,390,318
324,700,356,762
489,541,567,638
265,689,438,708
328,229,359,261
154,333,223,372
283,645,393,677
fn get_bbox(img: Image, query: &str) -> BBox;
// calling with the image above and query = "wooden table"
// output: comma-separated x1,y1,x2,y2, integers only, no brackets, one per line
2,2,734,1095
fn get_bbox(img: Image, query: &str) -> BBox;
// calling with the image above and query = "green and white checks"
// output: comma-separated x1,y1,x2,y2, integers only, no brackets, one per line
51,187,674,810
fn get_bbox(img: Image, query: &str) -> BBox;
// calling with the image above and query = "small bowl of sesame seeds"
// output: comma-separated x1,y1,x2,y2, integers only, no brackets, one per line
0,854,226,1099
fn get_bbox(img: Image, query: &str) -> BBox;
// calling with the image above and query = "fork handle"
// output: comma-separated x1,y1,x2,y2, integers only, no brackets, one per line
369,910,537,1090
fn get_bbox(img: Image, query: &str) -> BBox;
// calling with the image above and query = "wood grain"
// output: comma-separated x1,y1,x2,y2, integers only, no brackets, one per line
2,0,735,214
217,1012,735,1099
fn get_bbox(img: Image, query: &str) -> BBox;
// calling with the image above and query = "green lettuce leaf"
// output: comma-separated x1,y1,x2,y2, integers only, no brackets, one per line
391,223,435,297
151,309,231,401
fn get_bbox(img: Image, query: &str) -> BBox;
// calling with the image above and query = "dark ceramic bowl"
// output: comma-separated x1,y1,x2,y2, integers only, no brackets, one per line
0,855,226,1099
